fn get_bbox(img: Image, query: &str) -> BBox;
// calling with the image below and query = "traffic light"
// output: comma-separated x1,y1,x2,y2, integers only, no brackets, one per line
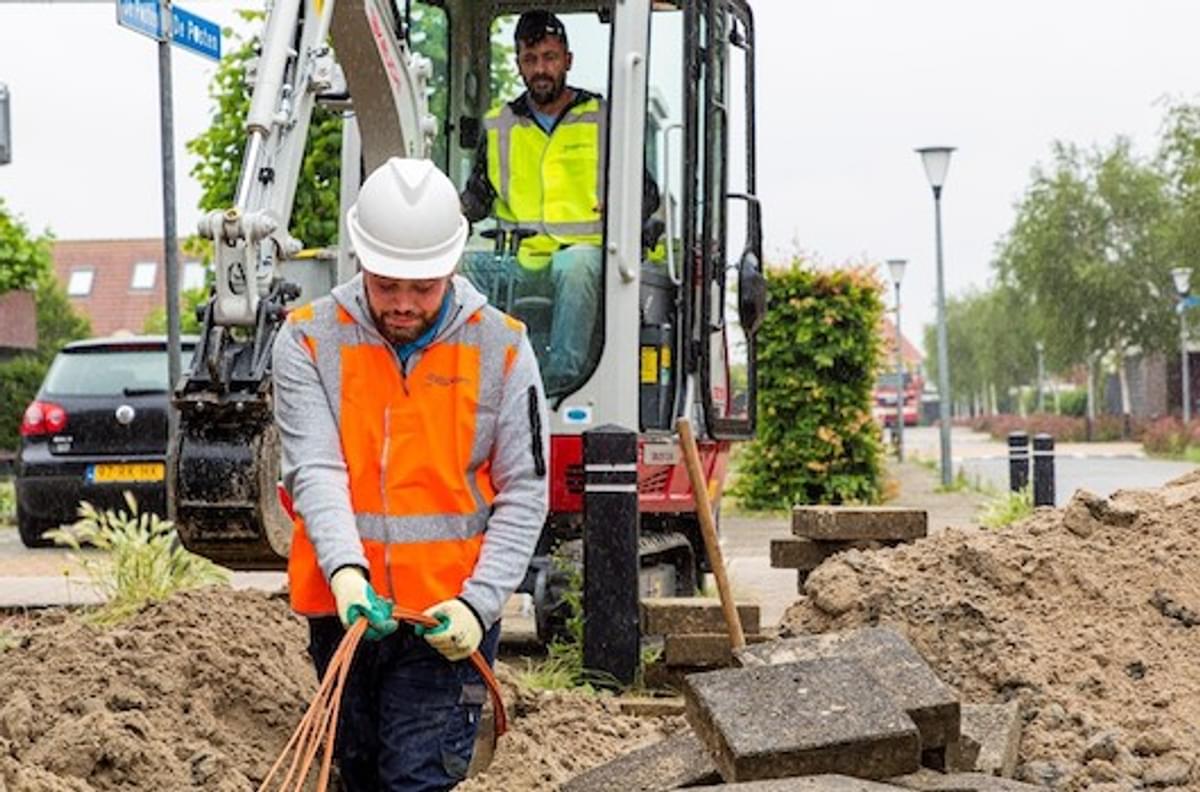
0,83,10,165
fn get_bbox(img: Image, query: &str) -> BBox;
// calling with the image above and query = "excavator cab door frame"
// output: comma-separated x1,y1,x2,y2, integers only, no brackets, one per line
689,0,760,441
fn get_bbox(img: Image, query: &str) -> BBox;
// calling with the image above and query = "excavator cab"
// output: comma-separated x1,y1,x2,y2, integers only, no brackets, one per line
169,0,764,583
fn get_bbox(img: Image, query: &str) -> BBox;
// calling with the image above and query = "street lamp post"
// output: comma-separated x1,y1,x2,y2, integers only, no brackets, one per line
1035,341,1045,413
917,146,955,487
1172,267,1193,423
887,258,908,461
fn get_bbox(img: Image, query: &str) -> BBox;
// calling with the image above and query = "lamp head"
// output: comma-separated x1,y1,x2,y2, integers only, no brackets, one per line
916,146,955,190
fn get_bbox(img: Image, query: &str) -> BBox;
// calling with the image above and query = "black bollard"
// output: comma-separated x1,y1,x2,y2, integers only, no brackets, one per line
1032,433,1055,507
582,425,640,687
1007,431,1029,492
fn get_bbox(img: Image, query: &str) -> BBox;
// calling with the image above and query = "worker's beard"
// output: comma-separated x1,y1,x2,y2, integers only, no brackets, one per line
527,72,566,107
370,304,440,346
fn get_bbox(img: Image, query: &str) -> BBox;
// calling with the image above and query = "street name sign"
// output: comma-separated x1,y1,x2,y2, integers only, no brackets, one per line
171,5,222,62
116,0,164,41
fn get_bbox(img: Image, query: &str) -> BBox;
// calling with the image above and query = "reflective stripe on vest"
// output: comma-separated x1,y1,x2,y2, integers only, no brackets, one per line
485,98,606,270
284,297,525,617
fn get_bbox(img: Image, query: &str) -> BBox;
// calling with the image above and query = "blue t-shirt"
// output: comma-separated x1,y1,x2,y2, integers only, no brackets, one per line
526,97,557,133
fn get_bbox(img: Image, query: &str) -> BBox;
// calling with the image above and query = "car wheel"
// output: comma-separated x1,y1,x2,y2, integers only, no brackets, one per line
16,504,54,549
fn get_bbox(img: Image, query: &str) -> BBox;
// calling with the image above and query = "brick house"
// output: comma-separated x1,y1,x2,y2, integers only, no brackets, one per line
0,290,37,360
52,239,206,337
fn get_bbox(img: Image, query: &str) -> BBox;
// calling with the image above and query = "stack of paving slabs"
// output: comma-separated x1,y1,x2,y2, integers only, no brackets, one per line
566,626,1037,791
773,506,928,589
641,597,764,676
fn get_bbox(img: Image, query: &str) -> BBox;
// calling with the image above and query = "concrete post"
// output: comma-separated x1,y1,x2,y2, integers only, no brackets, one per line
583,425,640,687
1007,431,1029,493
1032,434,1055,507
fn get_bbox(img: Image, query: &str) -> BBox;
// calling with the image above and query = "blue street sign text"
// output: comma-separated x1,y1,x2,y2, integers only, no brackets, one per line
171,5,222,61
116,0,164,41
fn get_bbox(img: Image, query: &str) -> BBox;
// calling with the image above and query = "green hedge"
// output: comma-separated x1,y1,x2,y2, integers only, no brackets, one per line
732,263,885,509
0,356,48,452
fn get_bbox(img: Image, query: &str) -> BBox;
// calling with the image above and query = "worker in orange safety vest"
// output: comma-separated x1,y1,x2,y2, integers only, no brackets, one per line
273,157,549,790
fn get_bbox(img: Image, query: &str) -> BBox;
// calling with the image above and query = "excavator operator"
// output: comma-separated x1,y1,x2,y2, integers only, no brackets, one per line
273,157,549,790
461,9,659,391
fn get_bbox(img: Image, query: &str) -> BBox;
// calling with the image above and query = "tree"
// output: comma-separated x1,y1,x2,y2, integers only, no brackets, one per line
993,139,1175,422
0,202,91,451
0,198,53,293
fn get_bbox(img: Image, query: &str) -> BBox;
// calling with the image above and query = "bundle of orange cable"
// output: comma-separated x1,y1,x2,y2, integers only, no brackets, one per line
257,607,508,792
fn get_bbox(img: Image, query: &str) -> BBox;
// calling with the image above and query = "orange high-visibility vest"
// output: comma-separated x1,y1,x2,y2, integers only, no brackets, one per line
284,298,527,617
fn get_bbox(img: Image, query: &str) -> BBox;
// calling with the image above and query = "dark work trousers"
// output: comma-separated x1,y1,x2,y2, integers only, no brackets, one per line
307,616,501,792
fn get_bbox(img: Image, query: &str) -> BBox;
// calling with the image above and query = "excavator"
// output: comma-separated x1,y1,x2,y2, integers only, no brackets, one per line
168,0,765,642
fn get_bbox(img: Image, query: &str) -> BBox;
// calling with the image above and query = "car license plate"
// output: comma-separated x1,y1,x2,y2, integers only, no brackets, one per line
89,463,165,483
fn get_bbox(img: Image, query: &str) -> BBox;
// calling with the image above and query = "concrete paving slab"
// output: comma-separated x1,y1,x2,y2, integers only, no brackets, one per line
684,657,921,781
793,507,927,542
641,597,761,636
735,627,960,753
889,769,1042,791
956,703,1021,777
663,633,771,669
560,730,721,791
689,776,907,790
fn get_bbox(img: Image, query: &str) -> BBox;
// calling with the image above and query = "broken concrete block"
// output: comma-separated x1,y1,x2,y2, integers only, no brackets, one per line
684,657,921,781
664,633,771,669
617,695,685,717
770,537,836,570
793,506,927,542
641,598,761,636
736,627,960,754
889,769,1043,791
688,777,908,790
952,702,1021,777
560,730,721,792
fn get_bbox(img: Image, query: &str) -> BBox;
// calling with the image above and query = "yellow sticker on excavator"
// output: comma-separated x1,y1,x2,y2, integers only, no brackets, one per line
640,347,658,383
660,345,671,369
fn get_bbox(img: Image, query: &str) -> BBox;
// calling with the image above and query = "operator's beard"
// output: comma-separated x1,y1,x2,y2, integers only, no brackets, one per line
528,73,567,108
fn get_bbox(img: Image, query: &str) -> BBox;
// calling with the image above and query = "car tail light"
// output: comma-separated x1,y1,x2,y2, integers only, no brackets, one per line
20,400,68,437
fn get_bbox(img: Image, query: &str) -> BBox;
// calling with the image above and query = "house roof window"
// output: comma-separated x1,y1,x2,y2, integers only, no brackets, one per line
67,268,94,297
182,261,207,292
130,261,157,291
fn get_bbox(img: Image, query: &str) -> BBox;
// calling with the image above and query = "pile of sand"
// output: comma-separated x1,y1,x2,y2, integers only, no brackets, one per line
0,588,314,791
782,472,1200,790
0,587,670,791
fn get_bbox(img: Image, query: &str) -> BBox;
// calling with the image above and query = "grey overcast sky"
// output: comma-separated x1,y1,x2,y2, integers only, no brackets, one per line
1,1,1198,354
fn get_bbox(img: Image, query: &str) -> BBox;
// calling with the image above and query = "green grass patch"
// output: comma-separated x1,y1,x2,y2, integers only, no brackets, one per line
933,468,996,496
0,479,14,526
45,493,231,626
980,486,1035,529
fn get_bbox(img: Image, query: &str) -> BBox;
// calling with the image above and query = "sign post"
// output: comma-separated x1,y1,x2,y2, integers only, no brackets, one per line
117,0,221,453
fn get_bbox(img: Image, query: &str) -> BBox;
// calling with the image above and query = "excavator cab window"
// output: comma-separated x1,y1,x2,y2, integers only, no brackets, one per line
458,11,613,399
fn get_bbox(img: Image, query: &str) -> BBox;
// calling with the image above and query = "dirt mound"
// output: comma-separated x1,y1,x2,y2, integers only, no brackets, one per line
0,587,670,791
782,476,1200,790
461,668,680,791
0,587,314,791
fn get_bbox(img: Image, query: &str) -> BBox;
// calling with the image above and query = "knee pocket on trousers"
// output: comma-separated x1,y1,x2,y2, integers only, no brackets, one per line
439,702,482,780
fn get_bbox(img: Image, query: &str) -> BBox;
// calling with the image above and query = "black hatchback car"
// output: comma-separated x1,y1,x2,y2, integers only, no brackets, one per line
15,336,196,547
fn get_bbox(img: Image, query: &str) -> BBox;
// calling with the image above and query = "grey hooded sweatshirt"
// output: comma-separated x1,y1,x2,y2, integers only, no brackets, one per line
272,273,550,628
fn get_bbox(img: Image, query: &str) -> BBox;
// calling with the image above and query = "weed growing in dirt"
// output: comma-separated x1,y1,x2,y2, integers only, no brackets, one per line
980,486,1034,529
45,492,231,625
0,479,14,526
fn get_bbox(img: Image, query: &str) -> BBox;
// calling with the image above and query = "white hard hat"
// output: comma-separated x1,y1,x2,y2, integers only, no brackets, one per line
345,157,468,279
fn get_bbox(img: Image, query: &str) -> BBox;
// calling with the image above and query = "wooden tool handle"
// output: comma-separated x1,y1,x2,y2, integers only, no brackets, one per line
676,417,745,650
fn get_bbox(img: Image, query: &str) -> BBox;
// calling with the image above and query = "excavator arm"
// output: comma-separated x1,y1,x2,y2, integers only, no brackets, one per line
170,0,435,568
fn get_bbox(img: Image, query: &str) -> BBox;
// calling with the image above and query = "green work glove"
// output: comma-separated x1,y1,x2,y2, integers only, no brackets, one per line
330,567,398,641
416,598,484,661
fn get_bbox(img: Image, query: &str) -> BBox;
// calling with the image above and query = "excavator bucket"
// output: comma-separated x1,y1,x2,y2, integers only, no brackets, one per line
168,296,296,571
170,407,292,570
